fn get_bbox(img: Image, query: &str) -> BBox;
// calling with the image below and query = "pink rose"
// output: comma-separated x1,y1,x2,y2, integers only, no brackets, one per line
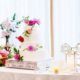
0,50,9,56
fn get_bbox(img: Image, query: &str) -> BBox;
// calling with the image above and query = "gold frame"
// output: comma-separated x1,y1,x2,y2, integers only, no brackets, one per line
50,0,54,57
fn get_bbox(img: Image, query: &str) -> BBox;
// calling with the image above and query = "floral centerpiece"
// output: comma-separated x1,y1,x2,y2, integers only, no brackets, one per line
0,14,42,67
0,49,12,66
0,13,22,51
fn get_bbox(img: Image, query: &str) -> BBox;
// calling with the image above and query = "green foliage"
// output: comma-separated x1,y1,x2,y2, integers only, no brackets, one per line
0,59,2,64
8,54,13,59
20,56,24,61
12,13,16,20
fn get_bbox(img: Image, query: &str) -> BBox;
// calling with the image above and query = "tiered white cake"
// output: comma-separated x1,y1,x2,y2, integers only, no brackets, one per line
20,26,48,62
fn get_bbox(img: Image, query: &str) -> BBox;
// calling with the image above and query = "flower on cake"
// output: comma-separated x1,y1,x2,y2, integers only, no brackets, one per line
23,45,43,52
23,17,40,37
24,18,40,26
17,36,24,43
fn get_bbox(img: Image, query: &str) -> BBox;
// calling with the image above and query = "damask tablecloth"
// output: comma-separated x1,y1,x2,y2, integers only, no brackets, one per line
0,67,80,80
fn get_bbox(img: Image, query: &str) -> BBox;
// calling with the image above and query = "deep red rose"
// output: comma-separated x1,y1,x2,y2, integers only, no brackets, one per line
17,36,24,42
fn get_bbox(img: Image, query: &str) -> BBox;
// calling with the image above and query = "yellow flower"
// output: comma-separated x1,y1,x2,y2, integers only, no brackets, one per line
52,67,59,74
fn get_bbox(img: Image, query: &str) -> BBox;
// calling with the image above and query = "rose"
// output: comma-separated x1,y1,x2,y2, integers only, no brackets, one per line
0,50,9,56
17,36,24,42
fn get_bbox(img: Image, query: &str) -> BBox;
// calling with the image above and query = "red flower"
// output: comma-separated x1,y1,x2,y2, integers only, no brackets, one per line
17,36,24,42
1,53,7,58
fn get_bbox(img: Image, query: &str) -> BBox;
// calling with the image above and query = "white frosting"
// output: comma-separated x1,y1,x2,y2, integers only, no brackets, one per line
20,26,48,61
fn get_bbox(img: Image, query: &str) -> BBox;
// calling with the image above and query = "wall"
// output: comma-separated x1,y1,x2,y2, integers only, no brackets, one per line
53,0,80,61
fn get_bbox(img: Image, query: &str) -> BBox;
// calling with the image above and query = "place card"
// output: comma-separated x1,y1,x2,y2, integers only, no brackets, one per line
5,60,37,70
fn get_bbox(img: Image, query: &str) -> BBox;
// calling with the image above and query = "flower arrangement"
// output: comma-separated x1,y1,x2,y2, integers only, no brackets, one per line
0,13,41,66
0,49,12,66
0,13,22,51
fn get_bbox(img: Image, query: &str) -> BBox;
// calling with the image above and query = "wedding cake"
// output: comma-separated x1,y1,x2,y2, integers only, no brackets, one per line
17,18,49,62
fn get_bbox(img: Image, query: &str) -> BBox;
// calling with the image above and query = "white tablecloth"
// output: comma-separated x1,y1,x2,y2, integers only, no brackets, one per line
0,67,80,80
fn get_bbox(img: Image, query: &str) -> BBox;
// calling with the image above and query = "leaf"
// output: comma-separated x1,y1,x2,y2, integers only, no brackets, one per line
20,56,24,61
13,47,18,53
0,60,2,64
25,16,29,20
16,21,21,25
17,50,19,53
12,13,16,20
8,54,13,59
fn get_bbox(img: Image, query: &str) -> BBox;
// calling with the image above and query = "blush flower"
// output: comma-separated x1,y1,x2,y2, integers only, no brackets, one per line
2,19,11,30
2,31,9,37
24,20,29,24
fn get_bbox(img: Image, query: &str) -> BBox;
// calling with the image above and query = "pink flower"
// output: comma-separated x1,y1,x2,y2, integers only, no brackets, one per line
0,50,9,56
2,31,9,37
33,19,40,25
14,54,20,61
27,45,35,51
24,20,29,24
28,20,35,26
